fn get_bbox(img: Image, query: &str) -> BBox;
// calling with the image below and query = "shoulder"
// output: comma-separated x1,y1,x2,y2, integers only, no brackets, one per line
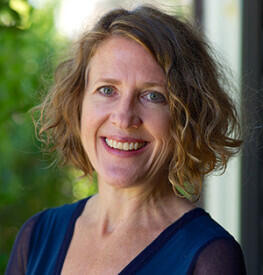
5,212,43,275
181,208,234,241
184,209,246,274
30,197,89,240
35,199,85,225
16,198,89,274
190,238,246,275
8,198,86,258
9,211,44,256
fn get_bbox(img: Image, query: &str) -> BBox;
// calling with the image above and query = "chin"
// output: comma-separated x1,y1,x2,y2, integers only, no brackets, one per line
98,169,144,189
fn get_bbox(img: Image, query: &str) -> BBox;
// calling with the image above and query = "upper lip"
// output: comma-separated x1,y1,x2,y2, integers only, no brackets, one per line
102,135,148,143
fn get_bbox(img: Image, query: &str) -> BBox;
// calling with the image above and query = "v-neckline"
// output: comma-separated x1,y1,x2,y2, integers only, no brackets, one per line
54,197,205,275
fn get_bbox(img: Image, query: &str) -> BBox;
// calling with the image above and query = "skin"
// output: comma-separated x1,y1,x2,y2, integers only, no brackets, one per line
62,36,194,275
81,36,171,191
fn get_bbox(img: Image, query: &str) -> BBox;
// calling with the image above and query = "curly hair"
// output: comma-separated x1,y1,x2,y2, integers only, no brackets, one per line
34,5,242,201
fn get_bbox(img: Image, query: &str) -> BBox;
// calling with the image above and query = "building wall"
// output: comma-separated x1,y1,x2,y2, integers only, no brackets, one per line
202,0,242,241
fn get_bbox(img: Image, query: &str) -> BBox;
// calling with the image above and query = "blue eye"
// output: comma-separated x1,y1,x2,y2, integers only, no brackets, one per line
144,92,166,104
98,86,115,96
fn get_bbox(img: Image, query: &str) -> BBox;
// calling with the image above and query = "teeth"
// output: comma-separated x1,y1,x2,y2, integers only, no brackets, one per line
105,138,145,151
123,142,129,151
108,139,113,147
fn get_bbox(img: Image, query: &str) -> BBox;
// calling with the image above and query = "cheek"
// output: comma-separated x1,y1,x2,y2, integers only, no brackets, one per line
146,110,172,159
81,100,107,130
80,99,111,154
80,104,100,168
80,102,98,147
148,110,171,140
154,112,172,156
144,111,172,180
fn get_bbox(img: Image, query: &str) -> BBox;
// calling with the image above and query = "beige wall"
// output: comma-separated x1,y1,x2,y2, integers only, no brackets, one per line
203,0,242,241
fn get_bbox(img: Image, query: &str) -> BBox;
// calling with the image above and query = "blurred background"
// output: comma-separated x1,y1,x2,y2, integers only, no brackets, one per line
0,0,262,274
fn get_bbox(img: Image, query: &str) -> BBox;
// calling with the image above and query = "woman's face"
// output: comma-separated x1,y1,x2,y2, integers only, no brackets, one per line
81,36,171,189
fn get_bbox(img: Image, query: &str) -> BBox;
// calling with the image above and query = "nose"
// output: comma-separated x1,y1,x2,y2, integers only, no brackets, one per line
110,96,142,129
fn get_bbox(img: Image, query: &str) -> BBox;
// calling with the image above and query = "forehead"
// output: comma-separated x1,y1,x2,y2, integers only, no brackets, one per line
87,36,166,85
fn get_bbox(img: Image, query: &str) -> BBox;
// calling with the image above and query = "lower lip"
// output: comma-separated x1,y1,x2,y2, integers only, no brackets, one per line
101,138,148,157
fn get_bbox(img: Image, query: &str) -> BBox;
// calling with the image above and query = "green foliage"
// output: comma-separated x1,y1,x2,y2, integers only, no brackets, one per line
70,170,98,200
0,0,98,272
0,0,32,28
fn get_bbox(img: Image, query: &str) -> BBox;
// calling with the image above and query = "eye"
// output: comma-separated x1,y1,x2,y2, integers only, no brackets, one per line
143,91,167,104
98,86,115,96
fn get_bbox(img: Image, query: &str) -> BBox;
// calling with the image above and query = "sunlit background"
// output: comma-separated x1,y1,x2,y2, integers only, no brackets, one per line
55,0,193,38
0,0,262,274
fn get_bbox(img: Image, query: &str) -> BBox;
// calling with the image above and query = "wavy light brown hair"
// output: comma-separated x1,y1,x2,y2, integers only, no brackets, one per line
34,5,242,201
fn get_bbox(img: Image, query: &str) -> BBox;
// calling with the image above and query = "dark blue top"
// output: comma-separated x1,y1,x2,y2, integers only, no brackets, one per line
5,197,246,275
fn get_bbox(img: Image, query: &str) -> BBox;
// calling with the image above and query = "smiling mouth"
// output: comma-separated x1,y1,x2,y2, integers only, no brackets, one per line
104,138,147,151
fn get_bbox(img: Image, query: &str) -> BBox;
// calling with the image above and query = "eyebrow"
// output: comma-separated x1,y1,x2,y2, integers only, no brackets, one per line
94,78,166,89
94,78,121,85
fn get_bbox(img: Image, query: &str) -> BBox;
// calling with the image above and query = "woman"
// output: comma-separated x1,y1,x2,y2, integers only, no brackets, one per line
6,5,246,275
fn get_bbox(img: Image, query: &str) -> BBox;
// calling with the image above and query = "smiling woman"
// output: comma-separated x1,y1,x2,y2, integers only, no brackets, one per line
80,36,171,190
5,5,246,275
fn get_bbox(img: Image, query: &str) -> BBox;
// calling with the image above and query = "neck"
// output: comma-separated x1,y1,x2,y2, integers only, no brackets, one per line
84,179,194,236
